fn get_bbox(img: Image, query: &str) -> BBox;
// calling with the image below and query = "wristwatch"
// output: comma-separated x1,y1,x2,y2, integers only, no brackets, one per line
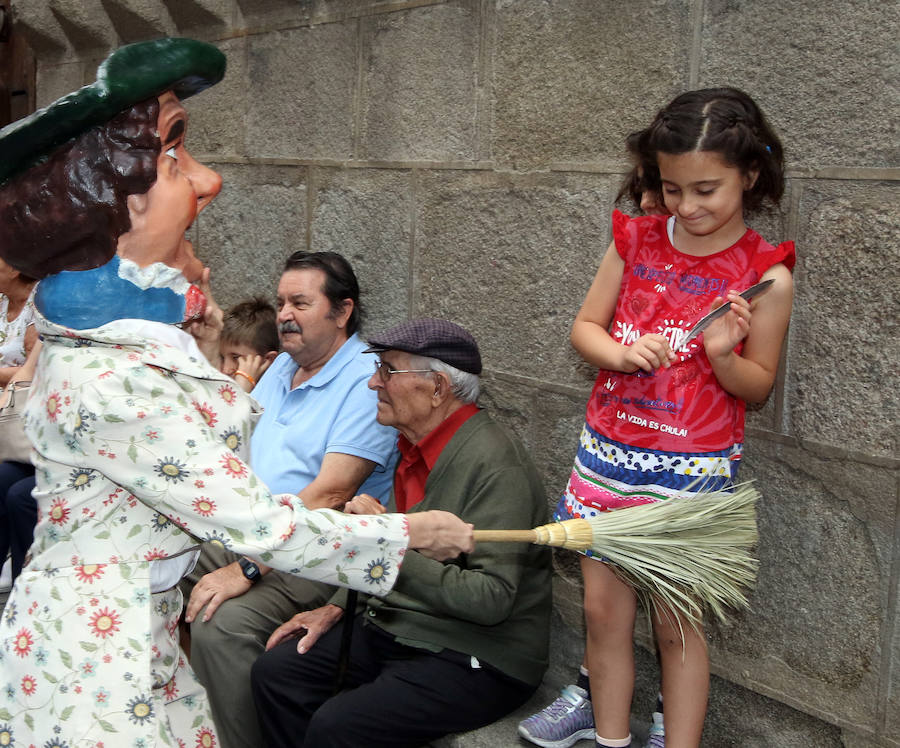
237,557,262,584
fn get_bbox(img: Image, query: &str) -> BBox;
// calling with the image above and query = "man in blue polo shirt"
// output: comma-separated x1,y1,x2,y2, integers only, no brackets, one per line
181,251,398,748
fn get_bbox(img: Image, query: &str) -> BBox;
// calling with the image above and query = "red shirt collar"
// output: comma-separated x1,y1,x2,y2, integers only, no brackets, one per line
394,403,479,512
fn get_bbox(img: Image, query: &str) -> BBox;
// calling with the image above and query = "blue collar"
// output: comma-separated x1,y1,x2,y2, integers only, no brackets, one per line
35,256,192,328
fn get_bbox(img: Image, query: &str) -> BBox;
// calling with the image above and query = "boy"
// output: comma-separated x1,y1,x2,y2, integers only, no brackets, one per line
220,297,279,391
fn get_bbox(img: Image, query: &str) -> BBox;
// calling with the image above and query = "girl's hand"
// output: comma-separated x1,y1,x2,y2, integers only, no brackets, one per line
621,333,676,373
702,291,752,362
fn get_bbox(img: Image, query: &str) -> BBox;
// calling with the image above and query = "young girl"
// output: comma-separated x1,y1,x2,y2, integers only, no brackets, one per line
531,88,794,748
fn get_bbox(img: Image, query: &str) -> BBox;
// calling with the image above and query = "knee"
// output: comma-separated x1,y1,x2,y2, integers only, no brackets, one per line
250,644,297,707
583,593,634,636
654,614,707,656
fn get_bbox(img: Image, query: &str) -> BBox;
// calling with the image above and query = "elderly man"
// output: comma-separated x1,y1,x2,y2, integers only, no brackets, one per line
251,318,552,748
182,250,399,748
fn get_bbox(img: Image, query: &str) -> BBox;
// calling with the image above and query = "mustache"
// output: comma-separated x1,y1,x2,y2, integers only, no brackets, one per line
279,321,302,335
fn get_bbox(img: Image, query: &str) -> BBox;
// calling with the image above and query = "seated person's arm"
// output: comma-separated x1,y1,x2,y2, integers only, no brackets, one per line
0,325,38,387
297,452,377,510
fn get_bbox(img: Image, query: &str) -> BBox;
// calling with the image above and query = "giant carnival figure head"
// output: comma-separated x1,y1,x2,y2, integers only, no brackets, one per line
0,38,225,328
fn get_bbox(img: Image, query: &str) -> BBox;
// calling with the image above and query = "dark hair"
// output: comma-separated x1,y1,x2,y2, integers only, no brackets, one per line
0,99,160,279
222,297,279,355
616,131,649,207
629,87,784,213
282,251,362,336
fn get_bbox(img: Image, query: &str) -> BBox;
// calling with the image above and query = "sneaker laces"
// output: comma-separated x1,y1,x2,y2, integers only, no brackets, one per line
535,685,588,720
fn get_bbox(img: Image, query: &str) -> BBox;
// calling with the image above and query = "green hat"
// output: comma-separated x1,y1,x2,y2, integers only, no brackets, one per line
0,37,226,185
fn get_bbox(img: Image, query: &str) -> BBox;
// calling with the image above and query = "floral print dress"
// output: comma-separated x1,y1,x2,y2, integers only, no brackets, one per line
0,316,408,748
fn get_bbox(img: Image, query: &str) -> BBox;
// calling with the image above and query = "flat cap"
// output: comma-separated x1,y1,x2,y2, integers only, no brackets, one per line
0,37,226,185
364,318,482,375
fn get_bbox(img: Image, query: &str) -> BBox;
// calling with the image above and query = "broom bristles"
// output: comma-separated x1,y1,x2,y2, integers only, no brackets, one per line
532,481,759,634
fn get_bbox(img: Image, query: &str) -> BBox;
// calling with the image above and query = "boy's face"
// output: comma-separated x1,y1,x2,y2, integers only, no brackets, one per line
220,340,264,376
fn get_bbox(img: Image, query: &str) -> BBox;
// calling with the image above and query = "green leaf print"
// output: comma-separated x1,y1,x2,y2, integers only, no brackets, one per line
124,378,133,394
128,444,138,463
59,650,73,668
60,705,75,720
50,587,61,601
79,641,98,652
42,671,58,684
127,524,142,538
98,718,119,732
84,359,101,369
0,708,11,720
103,414,125,422
305,558,324,568
24,712,33,730
128,638,143,652
226,528,246,543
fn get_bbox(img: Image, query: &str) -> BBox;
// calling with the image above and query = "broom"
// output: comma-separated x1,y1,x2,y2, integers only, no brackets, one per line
473,481,759,636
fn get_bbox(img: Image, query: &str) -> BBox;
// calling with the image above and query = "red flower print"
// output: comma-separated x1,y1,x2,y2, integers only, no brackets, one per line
164,680,180,700
89,607,121,639
20,674,36,696
220,454,247,478
13,628,33,658
194,480,205,489
75,564,106,583
280,523,296,542
196,727,217,747
144,549,167,561
219,384,237,405
194,402,218,428
192,497,216,517
49,498,70,525
98,370,113,379
45,392,62,421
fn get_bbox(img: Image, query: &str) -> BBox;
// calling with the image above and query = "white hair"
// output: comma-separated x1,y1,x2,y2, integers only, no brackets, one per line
408,354,480,404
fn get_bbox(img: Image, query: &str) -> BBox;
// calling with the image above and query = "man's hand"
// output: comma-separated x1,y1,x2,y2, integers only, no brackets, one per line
344,493,386,515
406,510,474,561
185,267,224,367
184,561,252,623
266,604,344,654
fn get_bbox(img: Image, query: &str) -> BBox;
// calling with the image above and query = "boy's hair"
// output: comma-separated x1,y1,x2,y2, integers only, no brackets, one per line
221,297,279,355
629,87,785,213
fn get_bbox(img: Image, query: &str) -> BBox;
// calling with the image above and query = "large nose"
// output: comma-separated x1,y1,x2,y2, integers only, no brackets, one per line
368,369,382,391
182,152,222,213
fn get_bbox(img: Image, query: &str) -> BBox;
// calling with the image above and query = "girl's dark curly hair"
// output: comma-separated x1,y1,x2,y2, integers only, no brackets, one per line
628,87,785,214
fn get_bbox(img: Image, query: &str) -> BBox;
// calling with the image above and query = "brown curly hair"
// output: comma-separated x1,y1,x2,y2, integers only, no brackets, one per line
0,98,160,279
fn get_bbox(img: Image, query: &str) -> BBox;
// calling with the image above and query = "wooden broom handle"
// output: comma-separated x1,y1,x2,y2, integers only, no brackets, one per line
473,529,537,543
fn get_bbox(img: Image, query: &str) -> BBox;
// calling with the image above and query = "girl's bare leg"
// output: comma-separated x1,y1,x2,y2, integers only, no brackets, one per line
653,608,708,748
581,557,637,742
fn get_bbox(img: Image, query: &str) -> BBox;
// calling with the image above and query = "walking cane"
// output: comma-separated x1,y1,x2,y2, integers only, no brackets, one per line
333,589,357,694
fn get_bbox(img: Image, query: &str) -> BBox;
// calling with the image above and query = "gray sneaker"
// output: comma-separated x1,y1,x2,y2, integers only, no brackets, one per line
517,684,595,748
644,710,665,748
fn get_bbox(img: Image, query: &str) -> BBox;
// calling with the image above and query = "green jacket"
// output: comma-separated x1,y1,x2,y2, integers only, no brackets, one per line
335,410,552,686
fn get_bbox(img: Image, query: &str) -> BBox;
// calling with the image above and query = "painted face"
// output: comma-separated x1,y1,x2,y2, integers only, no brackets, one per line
275,268,350,369
367,350,436,440
657,150,756,250
219,340,263,376
116,91,222,283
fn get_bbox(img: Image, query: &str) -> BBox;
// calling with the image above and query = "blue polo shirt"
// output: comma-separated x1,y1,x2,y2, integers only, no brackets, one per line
250,333,398,503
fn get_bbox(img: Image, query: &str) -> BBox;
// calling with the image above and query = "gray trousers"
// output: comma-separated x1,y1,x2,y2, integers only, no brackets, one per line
180,544,334,748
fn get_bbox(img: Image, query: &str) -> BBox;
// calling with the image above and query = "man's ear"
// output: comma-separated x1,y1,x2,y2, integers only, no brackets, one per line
264,350,278,364
335,298,354,329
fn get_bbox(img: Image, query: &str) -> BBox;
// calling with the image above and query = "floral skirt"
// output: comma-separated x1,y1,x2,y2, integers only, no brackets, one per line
554,422,741,558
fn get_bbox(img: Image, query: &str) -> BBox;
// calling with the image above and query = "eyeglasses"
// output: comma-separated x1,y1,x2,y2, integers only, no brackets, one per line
374,360,433,382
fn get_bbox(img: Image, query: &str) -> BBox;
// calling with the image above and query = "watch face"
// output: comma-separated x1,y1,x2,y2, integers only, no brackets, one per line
239,558,260,580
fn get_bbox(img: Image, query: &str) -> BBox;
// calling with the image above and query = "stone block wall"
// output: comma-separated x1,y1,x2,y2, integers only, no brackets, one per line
11,0,899,744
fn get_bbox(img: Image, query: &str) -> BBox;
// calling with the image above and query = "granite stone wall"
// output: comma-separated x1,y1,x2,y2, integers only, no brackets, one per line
12,1,898,745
